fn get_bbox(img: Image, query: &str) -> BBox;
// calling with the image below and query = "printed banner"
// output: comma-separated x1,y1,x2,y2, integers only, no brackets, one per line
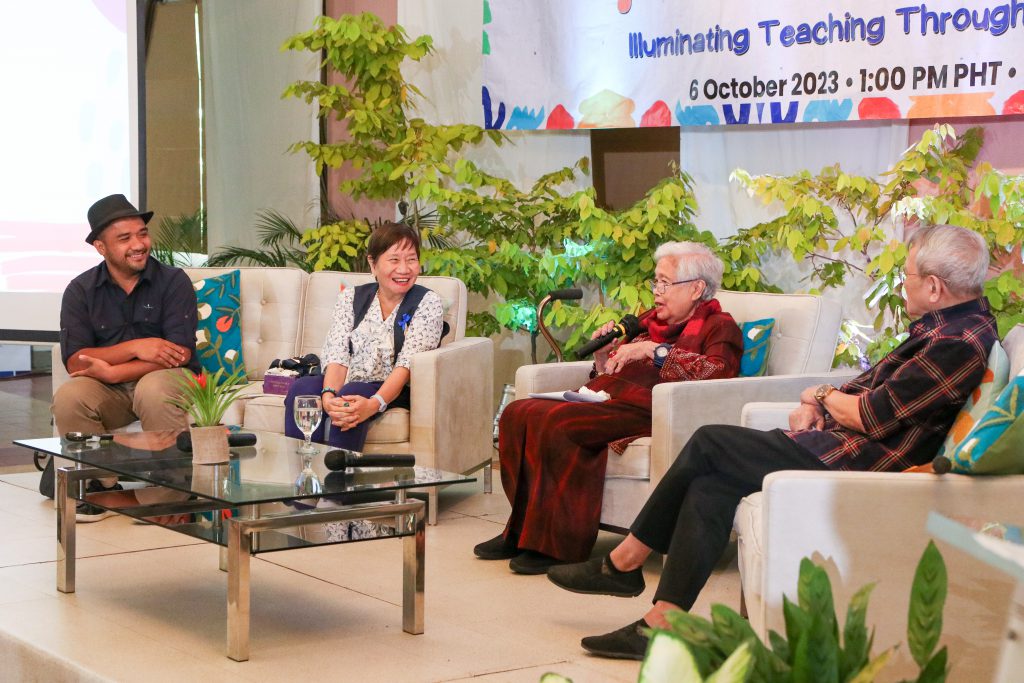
481,0,1024,128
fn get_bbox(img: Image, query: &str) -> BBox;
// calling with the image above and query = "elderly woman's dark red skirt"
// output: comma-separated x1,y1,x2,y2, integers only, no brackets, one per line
498,392,652,562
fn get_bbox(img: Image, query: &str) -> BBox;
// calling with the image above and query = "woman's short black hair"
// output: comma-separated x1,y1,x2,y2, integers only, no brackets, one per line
367,221,421,262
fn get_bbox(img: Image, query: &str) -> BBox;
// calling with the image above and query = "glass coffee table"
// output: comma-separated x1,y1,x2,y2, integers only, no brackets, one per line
16,430,474,661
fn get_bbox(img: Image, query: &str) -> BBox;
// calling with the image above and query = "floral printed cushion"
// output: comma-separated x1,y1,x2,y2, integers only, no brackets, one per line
939,341,1009,459
739,318,775,377
192,270,245,378
948,362,1024,475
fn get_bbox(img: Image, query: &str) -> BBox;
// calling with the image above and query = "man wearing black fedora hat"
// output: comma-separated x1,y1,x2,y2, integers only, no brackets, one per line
51,194,200,519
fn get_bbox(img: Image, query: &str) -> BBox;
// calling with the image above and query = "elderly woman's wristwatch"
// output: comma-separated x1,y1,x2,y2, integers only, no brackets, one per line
653,343,672,368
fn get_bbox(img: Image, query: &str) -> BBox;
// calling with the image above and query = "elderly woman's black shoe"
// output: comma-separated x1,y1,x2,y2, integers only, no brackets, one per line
509,550,568,575
473,533,519,560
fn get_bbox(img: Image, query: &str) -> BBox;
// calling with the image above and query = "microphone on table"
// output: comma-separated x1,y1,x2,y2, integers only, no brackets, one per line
176,431,257,452
575,314,643,359
324,449,416,471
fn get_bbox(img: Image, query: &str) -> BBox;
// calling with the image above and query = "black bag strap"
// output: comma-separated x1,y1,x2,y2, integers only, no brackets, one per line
392,284,431,359
351,282,379,331
349,283,447,361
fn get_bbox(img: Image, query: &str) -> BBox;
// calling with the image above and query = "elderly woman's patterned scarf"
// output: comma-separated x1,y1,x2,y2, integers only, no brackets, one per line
641,298,722,343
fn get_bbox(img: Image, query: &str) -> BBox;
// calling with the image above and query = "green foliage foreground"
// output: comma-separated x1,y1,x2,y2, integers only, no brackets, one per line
542,541,949,683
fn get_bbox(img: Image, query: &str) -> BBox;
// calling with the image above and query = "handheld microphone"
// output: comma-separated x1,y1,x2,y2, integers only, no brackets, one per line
575,314,643,359
547,288,583,301
176,431,257,452
324,449,417,471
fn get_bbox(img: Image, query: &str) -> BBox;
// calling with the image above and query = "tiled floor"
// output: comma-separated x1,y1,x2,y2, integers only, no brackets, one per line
0,464,742,682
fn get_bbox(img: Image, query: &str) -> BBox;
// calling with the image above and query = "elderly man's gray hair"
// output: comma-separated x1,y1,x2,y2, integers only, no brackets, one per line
653,241,724,301
908,224,989,297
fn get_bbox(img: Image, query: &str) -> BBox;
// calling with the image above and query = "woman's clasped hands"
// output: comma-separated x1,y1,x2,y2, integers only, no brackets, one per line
324,393,376,431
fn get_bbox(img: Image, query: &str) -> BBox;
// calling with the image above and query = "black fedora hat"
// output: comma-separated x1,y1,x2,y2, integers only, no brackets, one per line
85,194,153,244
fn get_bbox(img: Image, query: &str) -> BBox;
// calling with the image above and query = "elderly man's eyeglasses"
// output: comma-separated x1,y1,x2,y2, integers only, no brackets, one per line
649,278,701,295
897,265,945,284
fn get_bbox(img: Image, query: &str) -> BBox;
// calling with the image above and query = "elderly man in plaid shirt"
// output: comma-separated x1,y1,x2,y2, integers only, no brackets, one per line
547,224,999,660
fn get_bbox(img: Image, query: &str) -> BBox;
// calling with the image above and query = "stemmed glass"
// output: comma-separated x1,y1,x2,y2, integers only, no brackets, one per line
293,395,323,494
294,395,323,454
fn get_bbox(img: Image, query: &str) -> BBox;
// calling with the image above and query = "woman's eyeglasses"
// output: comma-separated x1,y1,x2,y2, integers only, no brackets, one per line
649,278,701,295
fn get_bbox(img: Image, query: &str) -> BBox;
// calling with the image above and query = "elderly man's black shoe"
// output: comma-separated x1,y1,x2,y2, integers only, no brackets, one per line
473,533,519,560
547,554,645,597
581,620,649,660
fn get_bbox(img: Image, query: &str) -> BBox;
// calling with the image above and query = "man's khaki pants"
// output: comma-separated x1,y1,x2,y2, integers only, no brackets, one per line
52,368,190,435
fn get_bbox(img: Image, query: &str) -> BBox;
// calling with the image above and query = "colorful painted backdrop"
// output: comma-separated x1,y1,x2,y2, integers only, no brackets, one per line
482,0,1024,128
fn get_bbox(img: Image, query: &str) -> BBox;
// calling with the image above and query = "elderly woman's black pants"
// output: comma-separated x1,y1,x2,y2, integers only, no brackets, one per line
629,424,828,610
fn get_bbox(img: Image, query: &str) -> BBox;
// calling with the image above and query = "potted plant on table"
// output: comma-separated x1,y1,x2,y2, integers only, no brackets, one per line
168,367,249,464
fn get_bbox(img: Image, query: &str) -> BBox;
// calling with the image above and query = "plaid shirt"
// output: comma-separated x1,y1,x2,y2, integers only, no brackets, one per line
787,298,997,472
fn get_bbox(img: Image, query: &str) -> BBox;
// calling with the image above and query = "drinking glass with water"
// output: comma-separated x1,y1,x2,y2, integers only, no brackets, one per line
293,395,323,455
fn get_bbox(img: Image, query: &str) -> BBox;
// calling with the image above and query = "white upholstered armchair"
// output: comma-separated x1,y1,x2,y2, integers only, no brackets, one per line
733,323,1024,681
513,290,845,531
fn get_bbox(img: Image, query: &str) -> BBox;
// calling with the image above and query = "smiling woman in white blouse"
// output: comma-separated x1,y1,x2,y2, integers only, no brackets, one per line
284,222,444,451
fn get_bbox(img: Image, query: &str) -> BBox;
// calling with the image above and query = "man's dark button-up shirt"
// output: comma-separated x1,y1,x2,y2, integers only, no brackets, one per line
60,257,200,373
787,297,997,472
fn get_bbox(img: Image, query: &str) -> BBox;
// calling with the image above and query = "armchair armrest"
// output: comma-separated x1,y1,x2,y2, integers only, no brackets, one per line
650,370,859,483
51,343,69,391
409,337,493,475
740,402,800,431
753,470,1024,679
514,361,593,400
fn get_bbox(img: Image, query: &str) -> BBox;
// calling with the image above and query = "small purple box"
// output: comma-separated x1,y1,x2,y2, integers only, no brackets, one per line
262,374,297,395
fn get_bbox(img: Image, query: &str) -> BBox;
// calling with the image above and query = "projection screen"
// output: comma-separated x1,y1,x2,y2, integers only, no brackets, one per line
0,0,140,343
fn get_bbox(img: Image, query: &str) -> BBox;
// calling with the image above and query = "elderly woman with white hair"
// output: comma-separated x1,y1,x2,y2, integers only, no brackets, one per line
475,241,743,574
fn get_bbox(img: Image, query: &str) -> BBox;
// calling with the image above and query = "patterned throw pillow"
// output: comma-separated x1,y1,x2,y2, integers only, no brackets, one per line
193,270,245,377
739,318,775,377
938,341,1010,458
948,364,1024,475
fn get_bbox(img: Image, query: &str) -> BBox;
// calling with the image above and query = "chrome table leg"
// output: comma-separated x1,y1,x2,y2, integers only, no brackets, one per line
56,466,103,594
403,503,425,634
226,518,252,662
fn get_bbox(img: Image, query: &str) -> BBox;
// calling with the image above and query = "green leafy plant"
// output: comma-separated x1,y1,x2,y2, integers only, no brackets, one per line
206,208,312,271
151,209,206,268
728,125,1024,363
281,13,502,273
281,13,710,349
167,367,248,427
424,162,710,349
654,541,949,683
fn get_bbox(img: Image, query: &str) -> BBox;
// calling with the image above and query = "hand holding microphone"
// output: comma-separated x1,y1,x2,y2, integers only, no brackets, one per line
575,314,642,359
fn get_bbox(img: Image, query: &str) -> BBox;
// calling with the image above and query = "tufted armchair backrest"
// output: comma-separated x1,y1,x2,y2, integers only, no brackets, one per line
298,272,468,358
184,267,307,381
715,290,842,375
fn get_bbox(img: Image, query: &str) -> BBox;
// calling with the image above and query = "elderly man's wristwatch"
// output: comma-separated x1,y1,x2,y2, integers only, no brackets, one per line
814,383,837,404
653,343,672,368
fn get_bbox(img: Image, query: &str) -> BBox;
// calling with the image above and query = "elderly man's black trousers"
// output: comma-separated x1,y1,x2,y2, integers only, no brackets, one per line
630,424,828,609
